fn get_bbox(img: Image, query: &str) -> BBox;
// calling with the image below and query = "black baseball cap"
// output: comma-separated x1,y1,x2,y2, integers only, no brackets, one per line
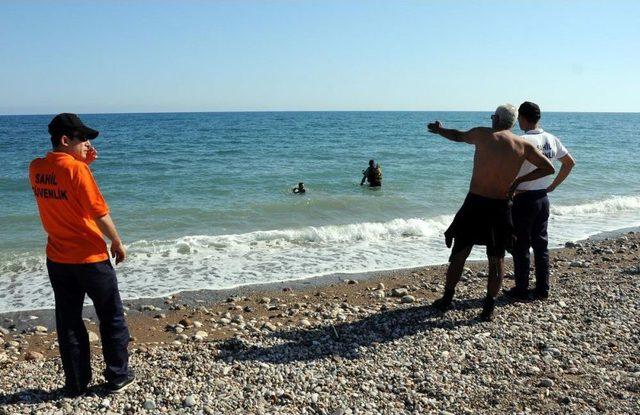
48,113,99,140
518,102,541,122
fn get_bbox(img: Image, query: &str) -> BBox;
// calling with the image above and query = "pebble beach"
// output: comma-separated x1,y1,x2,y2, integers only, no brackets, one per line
1,232,639,414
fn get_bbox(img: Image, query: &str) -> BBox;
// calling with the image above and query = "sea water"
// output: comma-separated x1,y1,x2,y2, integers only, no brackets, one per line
1,111,639,312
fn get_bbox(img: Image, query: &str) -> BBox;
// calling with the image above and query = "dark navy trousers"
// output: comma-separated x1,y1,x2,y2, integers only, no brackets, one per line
511,190,550,294
47,259,130,391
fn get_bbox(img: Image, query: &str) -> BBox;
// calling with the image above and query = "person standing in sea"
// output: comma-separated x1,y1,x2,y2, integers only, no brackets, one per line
29,113,135,395
505,102,576,300
360,159,382,187
427,104,555,320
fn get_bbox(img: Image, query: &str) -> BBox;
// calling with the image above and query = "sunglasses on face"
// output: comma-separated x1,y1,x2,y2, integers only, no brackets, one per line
69,133,89,142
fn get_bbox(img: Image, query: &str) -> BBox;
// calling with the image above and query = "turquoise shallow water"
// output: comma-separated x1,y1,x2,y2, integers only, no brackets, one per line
1,111,639,311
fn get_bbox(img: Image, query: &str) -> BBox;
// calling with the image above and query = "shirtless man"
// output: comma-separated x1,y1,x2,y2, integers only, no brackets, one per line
426,104,555,321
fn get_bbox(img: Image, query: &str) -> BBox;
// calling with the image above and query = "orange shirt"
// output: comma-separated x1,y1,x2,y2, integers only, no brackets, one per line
29,152,110,264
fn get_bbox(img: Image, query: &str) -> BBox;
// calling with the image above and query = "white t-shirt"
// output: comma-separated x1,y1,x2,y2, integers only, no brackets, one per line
516,128,569,191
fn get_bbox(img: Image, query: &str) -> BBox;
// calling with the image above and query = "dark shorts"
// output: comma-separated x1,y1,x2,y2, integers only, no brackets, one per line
444,193,515,260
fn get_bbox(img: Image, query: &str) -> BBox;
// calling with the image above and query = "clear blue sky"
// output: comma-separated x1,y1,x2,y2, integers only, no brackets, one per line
1,0,638,114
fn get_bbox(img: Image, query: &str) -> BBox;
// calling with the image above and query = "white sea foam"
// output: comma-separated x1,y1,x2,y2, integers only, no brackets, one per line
551,195,640,216
1,195,638,313
134,216,451,249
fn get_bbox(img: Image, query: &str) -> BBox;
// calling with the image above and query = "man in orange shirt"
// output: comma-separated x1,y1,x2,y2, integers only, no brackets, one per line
29,113,134,396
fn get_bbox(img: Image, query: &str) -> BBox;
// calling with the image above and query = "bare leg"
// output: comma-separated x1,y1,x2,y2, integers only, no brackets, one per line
445,245,473,290
434,246,472,311
481,255,505,321
486,256,504,298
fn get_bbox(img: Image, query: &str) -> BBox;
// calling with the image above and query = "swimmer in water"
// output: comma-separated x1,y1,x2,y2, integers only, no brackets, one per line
293,182,306,194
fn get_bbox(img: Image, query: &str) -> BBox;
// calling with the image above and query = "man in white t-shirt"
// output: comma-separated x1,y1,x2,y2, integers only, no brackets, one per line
506,102,576,300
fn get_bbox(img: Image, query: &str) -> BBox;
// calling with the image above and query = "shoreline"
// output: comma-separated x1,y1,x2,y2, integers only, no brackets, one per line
2,225,638,333
0,230,638,413
2,263,450,333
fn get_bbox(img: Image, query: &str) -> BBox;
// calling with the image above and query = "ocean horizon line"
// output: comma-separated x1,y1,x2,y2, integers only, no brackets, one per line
2,109,640,117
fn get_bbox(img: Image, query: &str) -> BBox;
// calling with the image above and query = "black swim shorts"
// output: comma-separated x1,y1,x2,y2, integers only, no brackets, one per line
444,193,515,260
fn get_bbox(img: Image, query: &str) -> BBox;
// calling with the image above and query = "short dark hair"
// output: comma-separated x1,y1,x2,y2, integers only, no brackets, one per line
50,133,66,148
369,159,375,165
518,101,541,123
50,130,76,148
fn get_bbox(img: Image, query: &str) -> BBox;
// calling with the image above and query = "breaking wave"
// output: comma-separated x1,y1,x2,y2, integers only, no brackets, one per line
1,194,638,313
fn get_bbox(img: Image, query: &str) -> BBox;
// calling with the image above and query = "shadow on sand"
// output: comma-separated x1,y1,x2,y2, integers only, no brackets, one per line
0,384,112,406
0,296,513,406
217,296,510,364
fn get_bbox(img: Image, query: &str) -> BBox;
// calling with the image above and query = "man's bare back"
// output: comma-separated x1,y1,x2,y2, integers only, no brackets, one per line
427,123,554,199
468,127,536,199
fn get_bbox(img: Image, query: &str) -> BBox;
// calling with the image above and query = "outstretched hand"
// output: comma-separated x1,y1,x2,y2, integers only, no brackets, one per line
427,121,442,134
